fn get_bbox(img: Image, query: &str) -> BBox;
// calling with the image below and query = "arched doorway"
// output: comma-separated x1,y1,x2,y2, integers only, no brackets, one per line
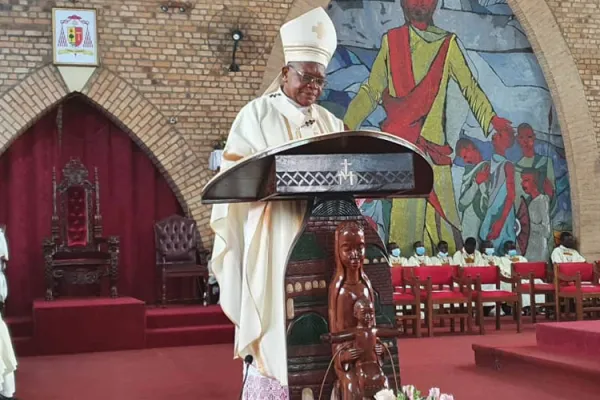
0,96,185,316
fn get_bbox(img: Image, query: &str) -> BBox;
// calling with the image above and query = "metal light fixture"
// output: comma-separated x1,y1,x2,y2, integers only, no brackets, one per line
229,29,243,72
160,5,169,12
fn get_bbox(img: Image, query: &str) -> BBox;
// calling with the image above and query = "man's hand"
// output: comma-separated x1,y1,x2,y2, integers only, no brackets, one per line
341,348,364,363
475,164,490,184
487,220,504,240
375,343,385,356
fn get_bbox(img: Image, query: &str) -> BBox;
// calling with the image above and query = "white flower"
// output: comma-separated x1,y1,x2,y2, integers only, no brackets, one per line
427,388,441,399
440,395,454,400
401,385,417,400
374,389,396,400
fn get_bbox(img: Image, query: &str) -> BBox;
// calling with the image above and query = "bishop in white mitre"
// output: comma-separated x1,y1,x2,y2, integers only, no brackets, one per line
209,8,343,399
551,232,586,264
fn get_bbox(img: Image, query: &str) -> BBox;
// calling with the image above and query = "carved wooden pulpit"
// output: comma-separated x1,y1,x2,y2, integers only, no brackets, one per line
201,131,434,399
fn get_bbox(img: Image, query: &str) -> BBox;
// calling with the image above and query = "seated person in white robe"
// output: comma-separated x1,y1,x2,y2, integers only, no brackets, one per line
0,226,7,314
387,242,407,266
0,314,16,400
499,240,545,315
551,232,586,264
431,240,452,265
452,237,484,267
406,241,439,266
480,240,500,267
209,8,343,399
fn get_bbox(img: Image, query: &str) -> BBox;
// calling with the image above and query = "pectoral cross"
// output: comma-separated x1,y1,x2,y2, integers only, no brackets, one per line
312,22,325,39
337,159,355,185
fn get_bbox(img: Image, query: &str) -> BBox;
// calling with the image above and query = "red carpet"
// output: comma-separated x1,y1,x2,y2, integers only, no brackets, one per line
8,301,234,356
34,297,146,355
473,320,600,392
536,320,600,357
15,329,597,400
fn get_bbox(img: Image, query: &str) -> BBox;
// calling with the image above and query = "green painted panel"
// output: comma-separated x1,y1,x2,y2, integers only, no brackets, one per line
288,312,329,346
289,232,325,261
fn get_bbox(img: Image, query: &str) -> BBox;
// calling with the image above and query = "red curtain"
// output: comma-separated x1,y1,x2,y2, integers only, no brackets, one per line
0,96,185,316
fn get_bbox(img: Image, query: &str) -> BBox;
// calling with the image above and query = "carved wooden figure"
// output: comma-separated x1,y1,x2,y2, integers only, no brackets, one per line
326,221,398,399
323,298,401,399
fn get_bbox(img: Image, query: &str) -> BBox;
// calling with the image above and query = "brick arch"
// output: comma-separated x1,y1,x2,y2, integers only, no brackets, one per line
0,64,207,243
260,0,600,258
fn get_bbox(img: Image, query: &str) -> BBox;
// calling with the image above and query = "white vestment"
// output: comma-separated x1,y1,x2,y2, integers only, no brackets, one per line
0,316,16,398
388,255,408,266
0,230,8,302
452,249,484,267
210,88,344,387
551,245,585,264
431,254,452,265
406,255,439,267
498,255,545,308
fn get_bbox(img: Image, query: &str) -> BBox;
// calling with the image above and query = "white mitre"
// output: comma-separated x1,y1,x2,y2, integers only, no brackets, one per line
280,7,337,67
264,7,337,94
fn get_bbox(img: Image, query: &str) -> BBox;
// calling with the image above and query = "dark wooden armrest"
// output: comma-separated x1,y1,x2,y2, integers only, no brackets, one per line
499,275,519,284
557,272,580,283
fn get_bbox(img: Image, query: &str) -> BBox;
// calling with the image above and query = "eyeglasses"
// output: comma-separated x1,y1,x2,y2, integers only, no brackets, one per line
288,65,327,88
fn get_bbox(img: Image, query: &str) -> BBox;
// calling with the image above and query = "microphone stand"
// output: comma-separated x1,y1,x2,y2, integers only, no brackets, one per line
239,354,254,400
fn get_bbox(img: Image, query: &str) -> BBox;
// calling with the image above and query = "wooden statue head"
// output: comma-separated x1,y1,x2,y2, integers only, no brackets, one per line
328,221,375,333
354,297,375,329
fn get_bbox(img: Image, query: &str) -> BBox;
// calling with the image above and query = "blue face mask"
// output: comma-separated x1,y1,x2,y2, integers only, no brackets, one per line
508,249,518,257
438,252,448,258
416,246,426,256
391,248,401,257
485,248,495,256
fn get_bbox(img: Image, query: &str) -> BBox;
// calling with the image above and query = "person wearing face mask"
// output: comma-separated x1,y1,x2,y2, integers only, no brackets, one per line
432,240,452,265
452,237,483,267
551,232,585,263
499,240,544,316
480,240,499,266
406,241,437,266
387,242,407,266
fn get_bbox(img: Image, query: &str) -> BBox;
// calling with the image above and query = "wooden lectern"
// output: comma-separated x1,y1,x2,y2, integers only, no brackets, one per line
201,130,434,399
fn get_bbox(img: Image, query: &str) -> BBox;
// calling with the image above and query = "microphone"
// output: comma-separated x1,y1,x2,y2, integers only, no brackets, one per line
239,354,254,400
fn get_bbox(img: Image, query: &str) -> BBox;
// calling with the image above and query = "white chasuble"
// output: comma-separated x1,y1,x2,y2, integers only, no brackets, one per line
551,245,586,264
210,89,344,387
0,316,16,396
0,230,8,302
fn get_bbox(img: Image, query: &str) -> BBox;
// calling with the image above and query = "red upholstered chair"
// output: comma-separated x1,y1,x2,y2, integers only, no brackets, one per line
43,159,119,300
391,266,422,337
460,266,521,334
553,262,600,321
154,215,210,306
409,266,472,337
512,261,554,322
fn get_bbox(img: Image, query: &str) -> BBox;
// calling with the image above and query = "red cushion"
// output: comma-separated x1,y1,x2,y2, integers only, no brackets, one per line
513,262,548,279
412,266,455,286
393,292,416,302
557,262,595,282
420,290,467,301
559,285,600,294
461,266,499,285
521,283,554,291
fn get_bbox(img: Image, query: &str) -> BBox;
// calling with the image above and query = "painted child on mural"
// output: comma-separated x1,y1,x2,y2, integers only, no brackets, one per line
479,127,517,251
520,168,552,262
343,0,512,255
455,138,490,240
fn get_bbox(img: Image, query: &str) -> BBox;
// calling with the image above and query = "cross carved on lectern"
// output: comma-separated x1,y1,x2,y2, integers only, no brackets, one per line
312,22,325,39
337,159,355,185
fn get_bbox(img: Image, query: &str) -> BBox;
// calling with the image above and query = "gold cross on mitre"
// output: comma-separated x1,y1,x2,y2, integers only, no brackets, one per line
312,22,325,39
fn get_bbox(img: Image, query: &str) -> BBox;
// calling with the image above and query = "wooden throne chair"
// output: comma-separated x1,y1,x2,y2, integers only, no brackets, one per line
43,159,119,300
154,214,210,306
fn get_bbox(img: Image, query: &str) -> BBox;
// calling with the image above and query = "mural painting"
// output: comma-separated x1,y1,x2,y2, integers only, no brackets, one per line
319,0,572,261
